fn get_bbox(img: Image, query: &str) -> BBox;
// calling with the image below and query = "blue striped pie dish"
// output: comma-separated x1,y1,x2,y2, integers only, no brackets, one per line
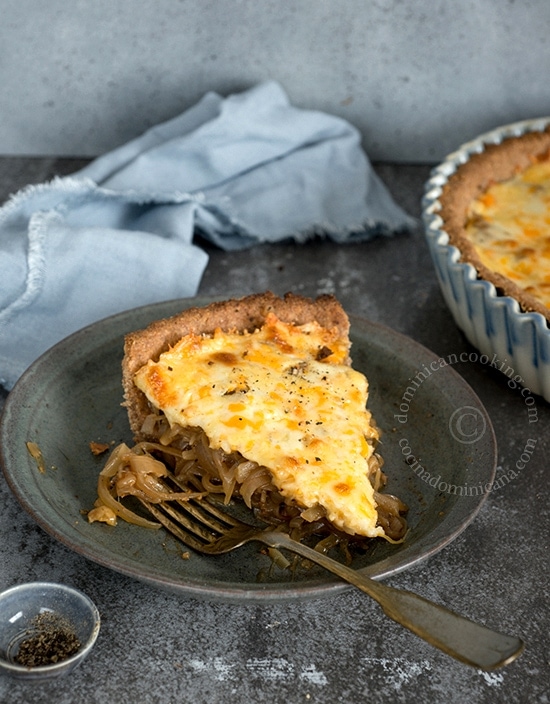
422,117,550,403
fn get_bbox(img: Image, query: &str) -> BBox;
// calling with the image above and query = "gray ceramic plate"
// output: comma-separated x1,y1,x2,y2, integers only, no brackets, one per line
0,298,496,602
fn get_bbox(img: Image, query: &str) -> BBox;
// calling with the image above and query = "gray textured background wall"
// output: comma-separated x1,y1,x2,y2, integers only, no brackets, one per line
2,0,550,162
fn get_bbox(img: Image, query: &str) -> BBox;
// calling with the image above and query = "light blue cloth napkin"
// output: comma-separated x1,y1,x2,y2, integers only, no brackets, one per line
0,81,414,389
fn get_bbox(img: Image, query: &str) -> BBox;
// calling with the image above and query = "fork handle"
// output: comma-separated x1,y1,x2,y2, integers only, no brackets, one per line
263,531,524,670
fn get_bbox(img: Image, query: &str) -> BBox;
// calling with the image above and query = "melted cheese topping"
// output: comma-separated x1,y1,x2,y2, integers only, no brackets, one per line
465,159,550,308
134,313,385,538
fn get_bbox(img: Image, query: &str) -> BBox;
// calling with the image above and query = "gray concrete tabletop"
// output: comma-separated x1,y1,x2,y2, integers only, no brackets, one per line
0,158,548,704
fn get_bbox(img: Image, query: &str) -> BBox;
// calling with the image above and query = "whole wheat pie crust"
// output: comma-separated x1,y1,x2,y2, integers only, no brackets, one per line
437,126,550,324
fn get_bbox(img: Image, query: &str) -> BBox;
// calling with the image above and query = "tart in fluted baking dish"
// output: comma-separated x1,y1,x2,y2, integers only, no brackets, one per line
422,118,550,402
437,126,550,324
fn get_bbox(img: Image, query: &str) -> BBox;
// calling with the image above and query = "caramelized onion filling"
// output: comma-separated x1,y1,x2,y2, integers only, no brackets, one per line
89,413,408,549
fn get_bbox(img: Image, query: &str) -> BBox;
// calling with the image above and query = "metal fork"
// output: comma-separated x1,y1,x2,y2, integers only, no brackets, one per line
139,477,524,671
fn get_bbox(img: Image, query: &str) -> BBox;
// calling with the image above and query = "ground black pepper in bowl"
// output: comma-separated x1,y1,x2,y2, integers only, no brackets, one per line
0,582,100,680
15,612,81,667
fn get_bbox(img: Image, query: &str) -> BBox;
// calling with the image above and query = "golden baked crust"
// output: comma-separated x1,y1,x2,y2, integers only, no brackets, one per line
122,291,351,440
438,127,550,323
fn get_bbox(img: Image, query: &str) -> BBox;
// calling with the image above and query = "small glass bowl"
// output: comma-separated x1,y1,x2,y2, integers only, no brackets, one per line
0,582,100,680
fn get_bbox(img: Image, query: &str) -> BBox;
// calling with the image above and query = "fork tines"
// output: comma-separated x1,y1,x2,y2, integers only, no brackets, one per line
138,474,241,551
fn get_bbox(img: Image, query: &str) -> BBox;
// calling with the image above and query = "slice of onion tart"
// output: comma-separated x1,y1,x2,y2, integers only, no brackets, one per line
89,293,407,545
